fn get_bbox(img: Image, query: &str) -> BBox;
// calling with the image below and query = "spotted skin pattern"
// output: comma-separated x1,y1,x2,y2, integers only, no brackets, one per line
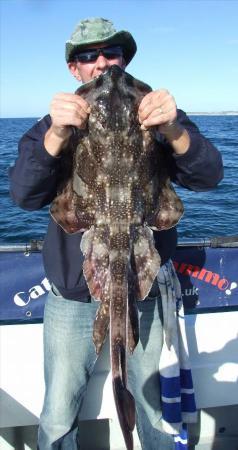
50,65,184,450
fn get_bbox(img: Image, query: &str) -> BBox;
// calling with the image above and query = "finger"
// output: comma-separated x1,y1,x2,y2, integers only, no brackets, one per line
73,95,91,114
138,91,172,123
53,110,88,129
150,104,177,119
142,107,177,128
139,99,169,123
51,104,89,128
138,91,155,111
139,88,170,111
141,94,176,122
138,92,158,120
51,99,90,123
52,100,87,115
53,93,91,114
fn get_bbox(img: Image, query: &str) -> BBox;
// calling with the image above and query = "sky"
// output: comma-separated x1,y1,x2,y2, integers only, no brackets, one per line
1,0,238,118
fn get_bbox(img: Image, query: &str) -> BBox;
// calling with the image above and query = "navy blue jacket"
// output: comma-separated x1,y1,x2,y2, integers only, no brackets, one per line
9,110,223,300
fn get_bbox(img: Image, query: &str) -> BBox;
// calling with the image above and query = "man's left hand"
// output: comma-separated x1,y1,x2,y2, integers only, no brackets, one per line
138,88,177,133
138,88,191,155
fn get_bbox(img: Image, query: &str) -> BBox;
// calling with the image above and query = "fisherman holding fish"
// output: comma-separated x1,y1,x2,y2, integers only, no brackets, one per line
9,18,223,450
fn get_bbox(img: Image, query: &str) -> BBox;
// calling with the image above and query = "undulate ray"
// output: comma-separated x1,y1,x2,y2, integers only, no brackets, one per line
50,65,184,450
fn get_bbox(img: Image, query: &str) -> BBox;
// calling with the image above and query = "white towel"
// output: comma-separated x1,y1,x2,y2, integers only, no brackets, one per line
157,261,197,441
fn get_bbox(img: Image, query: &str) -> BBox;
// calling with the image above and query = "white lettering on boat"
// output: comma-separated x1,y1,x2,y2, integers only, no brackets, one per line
13,277,50,307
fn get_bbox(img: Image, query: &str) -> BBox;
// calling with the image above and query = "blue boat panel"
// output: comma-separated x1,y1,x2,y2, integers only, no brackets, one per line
0,251,47,324
174,247,238,313
0,246,237,324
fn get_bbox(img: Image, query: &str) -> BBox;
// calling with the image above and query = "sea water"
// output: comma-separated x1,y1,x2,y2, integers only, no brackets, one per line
0,115,237,243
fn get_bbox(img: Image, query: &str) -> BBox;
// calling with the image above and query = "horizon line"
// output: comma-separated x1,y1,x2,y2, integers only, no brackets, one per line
1,111,238,120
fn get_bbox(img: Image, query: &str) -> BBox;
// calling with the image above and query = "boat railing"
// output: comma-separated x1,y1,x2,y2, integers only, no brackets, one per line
0,235,238,253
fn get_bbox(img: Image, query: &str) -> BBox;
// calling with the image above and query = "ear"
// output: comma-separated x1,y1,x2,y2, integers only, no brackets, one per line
67,62,82,81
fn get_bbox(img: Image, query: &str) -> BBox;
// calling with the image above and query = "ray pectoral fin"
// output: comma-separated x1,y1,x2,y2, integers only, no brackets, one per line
50,184,85,234
81,227,110,300
93,299,110,354
81,227,111,353
133,226,161,301
153,182,184,230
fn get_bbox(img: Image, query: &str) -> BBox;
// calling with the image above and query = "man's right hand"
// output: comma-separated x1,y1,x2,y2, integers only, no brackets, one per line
44,93,91,157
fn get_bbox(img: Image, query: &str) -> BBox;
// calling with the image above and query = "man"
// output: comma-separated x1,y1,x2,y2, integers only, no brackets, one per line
9,17,223,450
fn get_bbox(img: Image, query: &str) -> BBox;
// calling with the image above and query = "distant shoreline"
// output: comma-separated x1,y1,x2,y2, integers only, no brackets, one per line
188,112,238,116
0,112,238,119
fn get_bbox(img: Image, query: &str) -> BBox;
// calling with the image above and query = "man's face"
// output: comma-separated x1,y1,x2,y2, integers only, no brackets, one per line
68,43,126,83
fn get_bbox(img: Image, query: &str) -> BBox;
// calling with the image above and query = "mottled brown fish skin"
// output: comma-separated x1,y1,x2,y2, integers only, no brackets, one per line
109,226,135,449
50,65,184,450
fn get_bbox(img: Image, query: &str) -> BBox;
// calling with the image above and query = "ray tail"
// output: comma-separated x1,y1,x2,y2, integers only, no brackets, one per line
109,228,135,450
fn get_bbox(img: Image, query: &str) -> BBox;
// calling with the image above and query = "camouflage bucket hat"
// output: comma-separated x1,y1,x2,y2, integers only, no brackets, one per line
65,17,137,65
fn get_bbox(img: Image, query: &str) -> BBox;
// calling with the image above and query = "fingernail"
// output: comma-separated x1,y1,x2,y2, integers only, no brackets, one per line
141,124,148,131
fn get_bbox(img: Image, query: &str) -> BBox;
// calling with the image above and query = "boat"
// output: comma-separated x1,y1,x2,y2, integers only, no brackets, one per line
0,236,238,449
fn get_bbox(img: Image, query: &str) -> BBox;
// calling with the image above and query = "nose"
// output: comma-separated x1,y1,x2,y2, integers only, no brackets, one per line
95,53,110,70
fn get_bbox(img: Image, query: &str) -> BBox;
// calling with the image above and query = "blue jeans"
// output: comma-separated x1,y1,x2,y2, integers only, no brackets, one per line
38,286,175,450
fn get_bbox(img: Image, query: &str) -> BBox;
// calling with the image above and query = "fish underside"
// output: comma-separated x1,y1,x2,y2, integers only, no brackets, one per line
50,65,184,450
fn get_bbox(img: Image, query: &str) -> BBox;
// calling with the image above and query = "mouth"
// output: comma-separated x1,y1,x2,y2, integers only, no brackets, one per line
93,69,110,79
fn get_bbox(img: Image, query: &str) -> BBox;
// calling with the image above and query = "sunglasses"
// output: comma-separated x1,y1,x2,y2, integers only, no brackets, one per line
73,46,123,63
